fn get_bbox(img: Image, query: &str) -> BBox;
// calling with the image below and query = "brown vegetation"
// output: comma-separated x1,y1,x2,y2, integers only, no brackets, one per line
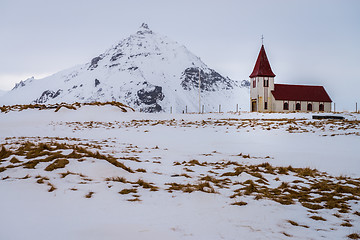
85,191,94,198
0,101,134,113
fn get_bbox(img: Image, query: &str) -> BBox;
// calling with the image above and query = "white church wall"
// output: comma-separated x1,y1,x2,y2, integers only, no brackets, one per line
250,76,274,112
324,102,332,112
273,100,332,112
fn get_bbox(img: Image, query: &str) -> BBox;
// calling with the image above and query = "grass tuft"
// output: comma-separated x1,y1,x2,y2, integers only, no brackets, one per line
341,222,353,227
47,182,57,192
310,215,326,221
85,191,94,198
348,233,360,239
127,198,141,202
134,179,159,191
9,157,21,164
287,220,299,226
105,176,127,183
231,201,247,206
45,159,69,171
301,202,324,210
0,145,12,159
119,188,137,195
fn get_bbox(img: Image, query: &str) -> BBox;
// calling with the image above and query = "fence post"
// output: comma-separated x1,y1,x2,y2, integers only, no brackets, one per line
219,104,221,113
202,105,204,114
356,102,358,113
186,105,187,113
236,104,238,113
170,106,172,114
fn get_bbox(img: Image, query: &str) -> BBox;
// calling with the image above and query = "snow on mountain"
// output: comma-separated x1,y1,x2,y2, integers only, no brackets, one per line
0,89,7,97
0,23,249,112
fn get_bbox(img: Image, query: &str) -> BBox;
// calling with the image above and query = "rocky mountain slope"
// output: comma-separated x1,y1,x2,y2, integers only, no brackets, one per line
0,24,249,112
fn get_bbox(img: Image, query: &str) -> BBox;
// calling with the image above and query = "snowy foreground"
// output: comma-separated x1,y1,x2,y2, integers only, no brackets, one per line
1,106,360,240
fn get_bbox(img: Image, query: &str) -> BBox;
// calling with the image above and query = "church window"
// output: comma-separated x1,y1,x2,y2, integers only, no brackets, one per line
264,79,269,87
319,104,324,111
307,103,313,111
264,102,268,110
283,102,289,110
296,103,301,111
253,79,256,88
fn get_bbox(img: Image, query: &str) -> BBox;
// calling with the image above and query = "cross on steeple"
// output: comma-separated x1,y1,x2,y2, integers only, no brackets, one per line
261,35,264,45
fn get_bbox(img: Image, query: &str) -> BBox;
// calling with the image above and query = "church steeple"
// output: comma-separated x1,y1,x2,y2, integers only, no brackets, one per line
249,45,275,78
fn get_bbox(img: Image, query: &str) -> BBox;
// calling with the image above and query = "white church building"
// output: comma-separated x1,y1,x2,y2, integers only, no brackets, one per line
250,45,332,112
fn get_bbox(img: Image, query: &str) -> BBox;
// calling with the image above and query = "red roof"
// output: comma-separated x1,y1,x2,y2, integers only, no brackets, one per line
272,84,332,102
249,45,276,78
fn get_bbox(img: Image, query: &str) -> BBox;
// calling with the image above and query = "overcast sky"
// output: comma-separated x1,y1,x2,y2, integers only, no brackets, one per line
0,0,359,110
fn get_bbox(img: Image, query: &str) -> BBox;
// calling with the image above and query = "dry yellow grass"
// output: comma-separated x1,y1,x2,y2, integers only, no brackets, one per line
119,188,137,195
231,201,247,206
310,216,326,221
0,101,133,113
0,146,12,159
105,176,127,183
45,159,69,171
85,191,94,198
47,182,57,192
348,233,360,239
133,179,159,191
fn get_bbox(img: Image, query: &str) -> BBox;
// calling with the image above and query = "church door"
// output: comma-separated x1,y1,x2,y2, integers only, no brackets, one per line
251,100,257,112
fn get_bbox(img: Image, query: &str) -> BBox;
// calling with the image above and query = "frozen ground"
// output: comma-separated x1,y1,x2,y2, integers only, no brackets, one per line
0,106,360,240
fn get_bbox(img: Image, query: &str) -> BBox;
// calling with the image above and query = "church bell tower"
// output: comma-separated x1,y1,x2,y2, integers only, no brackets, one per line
249,44,276,112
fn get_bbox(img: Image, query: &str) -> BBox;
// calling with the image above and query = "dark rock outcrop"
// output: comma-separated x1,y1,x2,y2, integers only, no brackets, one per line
95,79,100,87
136,83,164,112
34,89,62,103
180,67,233,91
88,56,102,70
110,51,124,62
241,80,251,88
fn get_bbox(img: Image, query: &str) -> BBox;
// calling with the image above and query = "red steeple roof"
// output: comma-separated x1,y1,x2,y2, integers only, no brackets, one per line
250,45,276,78
272,84,332,102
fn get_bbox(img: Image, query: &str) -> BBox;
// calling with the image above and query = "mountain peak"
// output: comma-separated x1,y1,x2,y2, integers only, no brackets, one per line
137,23,152,35
0,24,248,112
140,23,149,29
12,76,35,90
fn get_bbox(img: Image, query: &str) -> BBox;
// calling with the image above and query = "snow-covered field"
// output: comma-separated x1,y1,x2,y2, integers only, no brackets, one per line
1,106,360,240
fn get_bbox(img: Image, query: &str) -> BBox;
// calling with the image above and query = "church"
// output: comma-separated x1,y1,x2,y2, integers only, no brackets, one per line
250,45,332,112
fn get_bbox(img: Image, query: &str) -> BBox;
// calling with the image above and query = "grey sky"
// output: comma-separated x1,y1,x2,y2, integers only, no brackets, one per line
1,0,359,110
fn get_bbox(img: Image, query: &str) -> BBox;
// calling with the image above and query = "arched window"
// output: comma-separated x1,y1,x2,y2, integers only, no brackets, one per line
296,103,301,111
307,103,312,111
319,104,324,111
283,102,289,110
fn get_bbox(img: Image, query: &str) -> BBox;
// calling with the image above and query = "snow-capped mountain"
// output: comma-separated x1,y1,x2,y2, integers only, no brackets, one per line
0,23,249,112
